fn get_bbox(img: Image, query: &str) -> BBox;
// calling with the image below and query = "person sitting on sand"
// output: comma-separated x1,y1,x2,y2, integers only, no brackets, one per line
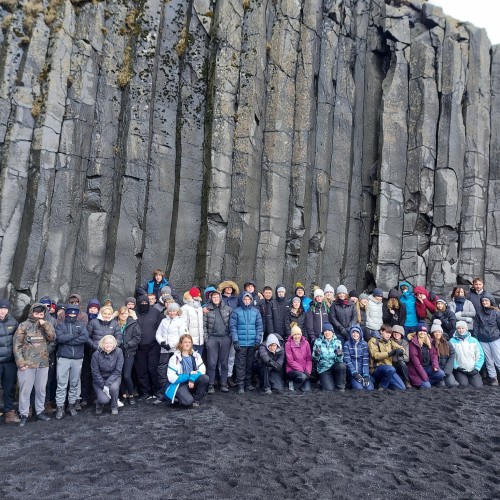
368,324,406,390
407,322,446,389
343,325,373,391
450,321,484,388
431,320,459,388
312,323,347,391
284,324,312,392
165,334,209,407
258,333,285,394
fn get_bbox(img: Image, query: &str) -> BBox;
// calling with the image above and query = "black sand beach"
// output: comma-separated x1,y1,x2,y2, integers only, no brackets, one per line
1,387,499,499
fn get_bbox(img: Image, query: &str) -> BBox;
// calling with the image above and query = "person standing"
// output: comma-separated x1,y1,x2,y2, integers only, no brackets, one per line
448,286,476,332
305,289,329,345
328,285,357,344
365,288,384,338
467,277,496,313
13,303,56,427
181,288,205,355
0,299,20,423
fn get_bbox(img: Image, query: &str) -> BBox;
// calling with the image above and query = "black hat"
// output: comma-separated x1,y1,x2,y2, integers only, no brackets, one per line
0,299,11,310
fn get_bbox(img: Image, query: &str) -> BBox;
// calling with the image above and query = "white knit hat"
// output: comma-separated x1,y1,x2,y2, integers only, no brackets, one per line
430,319,442,334
314,289,324,299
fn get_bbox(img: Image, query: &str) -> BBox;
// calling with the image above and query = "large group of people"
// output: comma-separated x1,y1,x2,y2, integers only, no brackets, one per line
1,269,499,428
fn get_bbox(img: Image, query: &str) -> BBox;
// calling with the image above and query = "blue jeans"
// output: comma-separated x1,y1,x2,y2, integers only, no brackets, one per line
419,366,446,388
373,365,406,390
349,373,374,391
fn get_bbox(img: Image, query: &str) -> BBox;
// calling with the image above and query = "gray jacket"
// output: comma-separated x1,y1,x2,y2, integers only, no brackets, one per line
448,299,476,330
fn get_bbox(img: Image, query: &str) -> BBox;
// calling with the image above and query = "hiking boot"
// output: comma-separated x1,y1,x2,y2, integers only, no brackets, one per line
5,410,20,424
19,415,28,427
490,377,499,386
80,399,88,407
220,385,229,393
128,396,136,406
264,387,272,395
95,404,103,415
74,400,82,411
55,407,65,420
207,385,215,394
44,401,56,414
237,387,244,395
36,412,51,422
111,407,118,415
68,404,77,417
227,378,237,387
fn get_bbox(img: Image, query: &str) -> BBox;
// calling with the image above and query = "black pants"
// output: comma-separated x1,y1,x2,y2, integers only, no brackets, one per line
45,351,57,402
80,345,95,402
156,352,173,398
318,362,347,391
134,343,160,396
207,336,232,386
235,347,255,388
287,370,312,391
120,354,136,396
259,364,284,391
175,374,209,406
0,361,17,412
394,360,410,382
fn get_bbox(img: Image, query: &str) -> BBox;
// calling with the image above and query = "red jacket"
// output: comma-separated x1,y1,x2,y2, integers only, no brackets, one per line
413,286,437,319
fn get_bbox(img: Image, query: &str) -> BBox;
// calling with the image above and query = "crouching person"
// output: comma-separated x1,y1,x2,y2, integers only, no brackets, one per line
285,324,312,391
450,321,484,388
258,333,284,394
312,323,347,391
343,325,374,391
431,320,459,388
91,335,124,415
55,305,89,419
165,334,209,407
391,325,411,389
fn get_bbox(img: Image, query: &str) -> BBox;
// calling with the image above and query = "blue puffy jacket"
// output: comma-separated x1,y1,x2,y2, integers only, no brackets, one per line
343,325,370,377
230,293,263,347
399,281,418,327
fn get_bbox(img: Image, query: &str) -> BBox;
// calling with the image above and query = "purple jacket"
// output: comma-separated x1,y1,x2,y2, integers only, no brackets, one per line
407,335,440,386
285,336,312,374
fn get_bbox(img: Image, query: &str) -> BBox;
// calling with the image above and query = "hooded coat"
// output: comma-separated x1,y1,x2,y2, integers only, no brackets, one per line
13,303,56,369
450,331,484,372
407,334,440,386
448,298,476,330
343,326,370,377
365,295,384,331
55,316,89,359
165,349,205,403
137,299,162,346
204,300,232,340
305,301,329,344
87,315,122,350
466,287,496,313
430,307,456,338
272,284,289,338
413,286,437,320
312,333,343,374
382,290,407,327
156,314,186,354
181,291,205,346
258,333,285,370
229,292,263,347
399,281,418,328
120,316,142,356
217,280,240,310
284,335,312,374
473,304,500,343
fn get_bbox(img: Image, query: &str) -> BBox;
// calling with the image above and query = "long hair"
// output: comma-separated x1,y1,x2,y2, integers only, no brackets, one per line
117,306,129,327
177,333,194,355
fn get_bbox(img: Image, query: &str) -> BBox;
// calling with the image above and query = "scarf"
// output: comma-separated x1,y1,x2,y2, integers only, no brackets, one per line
454,297,465,312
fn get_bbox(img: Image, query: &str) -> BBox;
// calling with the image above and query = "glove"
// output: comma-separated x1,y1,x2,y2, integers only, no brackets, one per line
468,369,479,376
103,386,110,398
388,349,398,357
233,342,241,352
160,342,170,351
354,373,363,384
335,347,343,356
363,376,371,387
314,347,321,356
396,349,404,356
456,367,467,373
254,343,260,351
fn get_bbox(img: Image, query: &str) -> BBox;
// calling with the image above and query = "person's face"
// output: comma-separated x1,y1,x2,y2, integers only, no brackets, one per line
360,298,369,307
296,288,304,298
374,296,382,303
401,286,408,294
315,294,324,303
416,293,426,300
337,293,347,301
381,329,392,340
211,293,221,305
325,291,334,301
436,302,446,311
126,302,135,310
148,295,156,305
245,284,255,293
482,298,491,308
324,330,333,340
473,280,483,291
69,298,80,306
351,331,360,341
32,306,45,319
350,296,358,304
224,287,233,295
103,338,114,352
154,274,163,283
0,307,8,320
168,309,178,318
433,330,443,340
101,309,113,321
181,337,192,352
89,306,99,315
291,299,301,309
418,330,427,338
292,332,302,342
119,310,129,321
263,290,272,300
392,332,402,341
454,288,465,298
277,290,285,299
268,343,278,353
243,295,252,306
456,326,467,335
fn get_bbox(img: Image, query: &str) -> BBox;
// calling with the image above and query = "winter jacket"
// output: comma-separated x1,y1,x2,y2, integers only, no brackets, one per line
432,339,456,376
0,314,17,363
391,338,409,363
448,298,476,331
137,305,162,347
91,346,124,389
204,301,231,340
343,327,370,377
13,303,56,369
229,295,263,347
399,281,418,328
413,286,437,321
272,286,289,338
87,316,122,351
450,331,484,372
217,280,240,310
156,315,186,354
305,302,329,344
431,308,456,338
143,277,169,299
259,299,279,338
120,317,142,356
365,296,384,331
285,309,306,341
165,349,205,403
312,334,343,374
181,298,205,346
466,287,496,313
368,337,401,371
328,299,357,343
407,335,440,386
382,301,407,327
473,305,500,343
258,334,285,370
55,319,89,359
284,336,312,374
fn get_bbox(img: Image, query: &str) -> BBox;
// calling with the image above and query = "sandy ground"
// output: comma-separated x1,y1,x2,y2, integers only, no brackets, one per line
0,386,499,499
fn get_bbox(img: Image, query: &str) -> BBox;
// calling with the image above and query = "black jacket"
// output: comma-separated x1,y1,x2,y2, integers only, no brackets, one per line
431,308,456,338
137,306,162,346
258,335,285,370
87,317,121,350
473,306,500,343
382,301,407,327
285,309,306,341
121,317,142,356
0,314,17,363
55,320,88,359
328,300,357,343
91,347,124,389
305,302,329,344
204,301,232,339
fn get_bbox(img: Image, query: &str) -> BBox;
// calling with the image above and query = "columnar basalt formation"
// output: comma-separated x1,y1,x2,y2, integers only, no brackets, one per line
0,0,498,314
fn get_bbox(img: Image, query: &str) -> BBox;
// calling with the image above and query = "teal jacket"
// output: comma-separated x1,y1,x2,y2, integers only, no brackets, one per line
312,334,343,374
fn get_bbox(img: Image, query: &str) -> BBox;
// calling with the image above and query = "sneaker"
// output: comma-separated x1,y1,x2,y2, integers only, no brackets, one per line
117,400,124,408
227,378,237,387
220,385,229,393
404,380,412,389
36,412,51,422
4,410,20,424
288,381,295,391
55,407,65,420
207,385,215,394
19,415,28,427
264,387,272,394
68,404,77,417
74,400,82,411
95,404,103,415
192,402,200,408
111,407,118,415
128,396,137,406
490,377,499,386
246,385,255,392
146,395,157,403
237,387,244,395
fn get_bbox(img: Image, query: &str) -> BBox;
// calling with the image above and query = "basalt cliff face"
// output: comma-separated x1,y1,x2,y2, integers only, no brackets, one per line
0,0,498,313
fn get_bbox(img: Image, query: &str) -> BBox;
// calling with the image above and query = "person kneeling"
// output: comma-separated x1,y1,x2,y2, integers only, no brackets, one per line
343,325,374,391
165,334,209,407
312,323,346,391
258,333,285,394
91,335,124,415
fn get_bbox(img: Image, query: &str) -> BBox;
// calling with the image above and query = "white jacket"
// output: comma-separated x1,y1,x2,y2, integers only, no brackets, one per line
365,296,383,331
156,315,186,354
181,300,204,345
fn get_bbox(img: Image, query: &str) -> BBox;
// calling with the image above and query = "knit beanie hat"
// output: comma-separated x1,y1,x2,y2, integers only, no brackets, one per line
349,290,359,299
417,321,428,333
0,299,11,310
290,324,302,336
313,288,324,299
39,296,52,305
167,302,180,312
324,284,335,294
189,287,201,299
160,286,172,295
125,297,136,306
336,285,348,295
388,288,400,299
391,325,405,336
276,286,286,294
430,319,443,334
322,323,334,334
372,288,383,298
436,298,447,306
359,293,369,301
291,296,301,306
456,320,468,330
